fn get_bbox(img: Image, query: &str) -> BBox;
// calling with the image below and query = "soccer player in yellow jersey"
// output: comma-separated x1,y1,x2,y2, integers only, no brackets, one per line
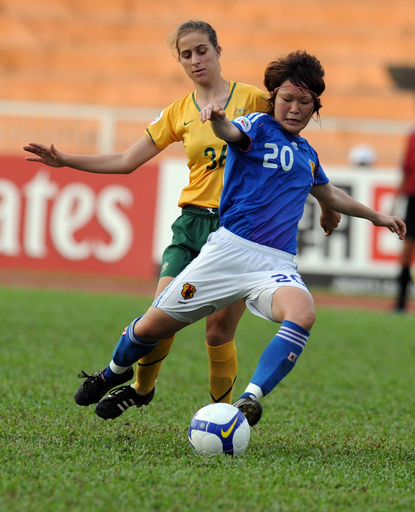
24,20,340,419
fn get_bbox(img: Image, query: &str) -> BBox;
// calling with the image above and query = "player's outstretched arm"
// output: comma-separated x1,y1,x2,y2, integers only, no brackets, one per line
311,183,406,240
23,135,162,175
200,103,246,144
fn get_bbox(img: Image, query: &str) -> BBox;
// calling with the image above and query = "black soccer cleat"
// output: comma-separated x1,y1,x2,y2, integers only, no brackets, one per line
233,396,263,427
74,366,134,406
94,384,155,419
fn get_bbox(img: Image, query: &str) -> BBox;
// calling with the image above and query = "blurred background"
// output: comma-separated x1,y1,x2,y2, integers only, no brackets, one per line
2,0,415,161
1,0,414,301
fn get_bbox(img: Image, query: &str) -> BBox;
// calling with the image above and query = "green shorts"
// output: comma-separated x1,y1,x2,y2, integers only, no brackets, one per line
159,205,220,278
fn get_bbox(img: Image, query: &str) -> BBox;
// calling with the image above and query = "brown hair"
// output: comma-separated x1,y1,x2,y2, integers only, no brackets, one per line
264,50,325,117
167,20,219,59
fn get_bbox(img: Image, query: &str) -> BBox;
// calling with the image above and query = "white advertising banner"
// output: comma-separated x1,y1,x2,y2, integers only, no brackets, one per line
296,167,402,276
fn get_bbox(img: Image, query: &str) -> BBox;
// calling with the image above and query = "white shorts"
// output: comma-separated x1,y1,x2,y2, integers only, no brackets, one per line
153,227,311,323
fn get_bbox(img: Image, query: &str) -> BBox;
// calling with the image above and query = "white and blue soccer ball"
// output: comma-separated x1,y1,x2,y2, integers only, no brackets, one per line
188,403,250,456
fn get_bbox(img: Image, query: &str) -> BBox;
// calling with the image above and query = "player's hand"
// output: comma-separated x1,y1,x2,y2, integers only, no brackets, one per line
319,202,341,236
23,143,66,167
372,214,406,240
200,103,226,124
320,208,341,236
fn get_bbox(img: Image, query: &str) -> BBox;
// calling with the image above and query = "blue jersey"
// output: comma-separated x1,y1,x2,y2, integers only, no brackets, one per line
219,113,329,254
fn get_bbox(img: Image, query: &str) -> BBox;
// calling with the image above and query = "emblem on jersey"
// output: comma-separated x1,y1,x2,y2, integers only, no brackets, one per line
122,327,127,336
287,351,298,363
149,110,164,125
161,262,169,273
291,141,298,150
309,160,316,179
234,116,251,132
232,107,246,118
181,283,196,300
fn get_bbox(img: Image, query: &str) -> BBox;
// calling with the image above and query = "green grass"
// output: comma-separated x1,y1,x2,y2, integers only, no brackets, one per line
1,285,414,512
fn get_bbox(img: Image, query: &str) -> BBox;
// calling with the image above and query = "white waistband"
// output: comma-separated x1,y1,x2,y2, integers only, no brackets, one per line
217,227,294,261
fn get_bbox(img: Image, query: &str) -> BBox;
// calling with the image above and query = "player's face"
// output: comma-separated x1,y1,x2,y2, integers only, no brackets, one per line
177,31,222,86
274,80,315,136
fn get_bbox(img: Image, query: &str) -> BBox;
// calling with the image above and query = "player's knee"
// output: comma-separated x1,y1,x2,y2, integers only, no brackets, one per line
133,318,159,343
205,317,236,347
206,322,236,347
285,305,315,332
301,307,316,331
206,328,230,347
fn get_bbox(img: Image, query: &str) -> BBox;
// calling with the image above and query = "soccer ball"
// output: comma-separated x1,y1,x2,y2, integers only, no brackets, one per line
188,403,250,456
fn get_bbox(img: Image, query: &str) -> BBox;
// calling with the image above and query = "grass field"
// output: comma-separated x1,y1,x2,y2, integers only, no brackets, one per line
1,285,414,512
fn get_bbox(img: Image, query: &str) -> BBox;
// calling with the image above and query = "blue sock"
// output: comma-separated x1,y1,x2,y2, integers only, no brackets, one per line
246,320,310,398
103,317,159,383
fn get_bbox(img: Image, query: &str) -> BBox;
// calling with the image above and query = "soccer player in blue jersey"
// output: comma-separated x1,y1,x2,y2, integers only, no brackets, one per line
77,50,405,426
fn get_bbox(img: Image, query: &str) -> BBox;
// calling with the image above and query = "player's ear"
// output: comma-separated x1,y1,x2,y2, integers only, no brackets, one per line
216,45,222,60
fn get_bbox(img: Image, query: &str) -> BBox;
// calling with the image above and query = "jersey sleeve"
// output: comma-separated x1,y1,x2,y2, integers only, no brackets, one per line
144,103,183,150
230,113,267,151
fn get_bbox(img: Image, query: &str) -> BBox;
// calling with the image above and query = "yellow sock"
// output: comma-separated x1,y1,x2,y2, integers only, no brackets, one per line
134,335,175,395
206,339,237,404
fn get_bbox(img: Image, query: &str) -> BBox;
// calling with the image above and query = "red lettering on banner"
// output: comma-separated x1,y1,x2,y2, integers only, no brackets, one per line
371,185,399,262
0,156,158,277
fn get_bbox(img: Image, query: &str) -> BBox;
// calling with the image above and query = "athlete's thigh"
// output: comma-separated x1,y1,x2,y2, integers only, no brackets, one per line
134,306,189,342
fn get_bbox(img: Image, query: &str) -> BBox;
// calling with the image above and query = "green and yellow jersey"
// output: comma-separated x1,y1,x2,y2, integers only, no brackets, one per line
145,81,267,208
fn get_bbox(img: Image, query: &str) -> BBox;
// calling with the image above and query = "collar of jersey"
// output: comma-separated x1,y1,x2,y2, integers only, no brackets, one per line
192,81,237,112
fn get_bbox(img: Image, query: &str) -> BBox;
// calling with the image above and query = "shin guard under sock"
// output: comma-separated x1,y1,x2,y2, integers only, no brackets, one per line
247,320,309,398
206,339,237,404
134,335,175,394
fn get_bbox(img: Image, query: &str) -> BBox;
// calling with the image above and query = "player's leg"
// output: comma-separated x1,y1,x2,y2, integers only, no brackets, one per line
134,276,176,396
395,237,415,311
235,286,315,426
93,308,189,419
205,300,246,404
395,196,415,311
246,286,314,395
74,307,186,409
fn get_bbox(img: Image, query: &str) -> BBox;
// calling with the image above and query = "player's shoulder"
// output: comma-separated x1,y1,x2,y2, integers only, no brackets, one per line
232,81,265,95
163,92,195,115
147,92,194,128
231,82,267,103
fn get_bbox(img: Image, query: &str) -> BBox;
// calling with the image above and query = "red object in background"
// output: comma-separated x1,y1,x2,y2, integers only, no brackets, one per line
0,156,159,277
